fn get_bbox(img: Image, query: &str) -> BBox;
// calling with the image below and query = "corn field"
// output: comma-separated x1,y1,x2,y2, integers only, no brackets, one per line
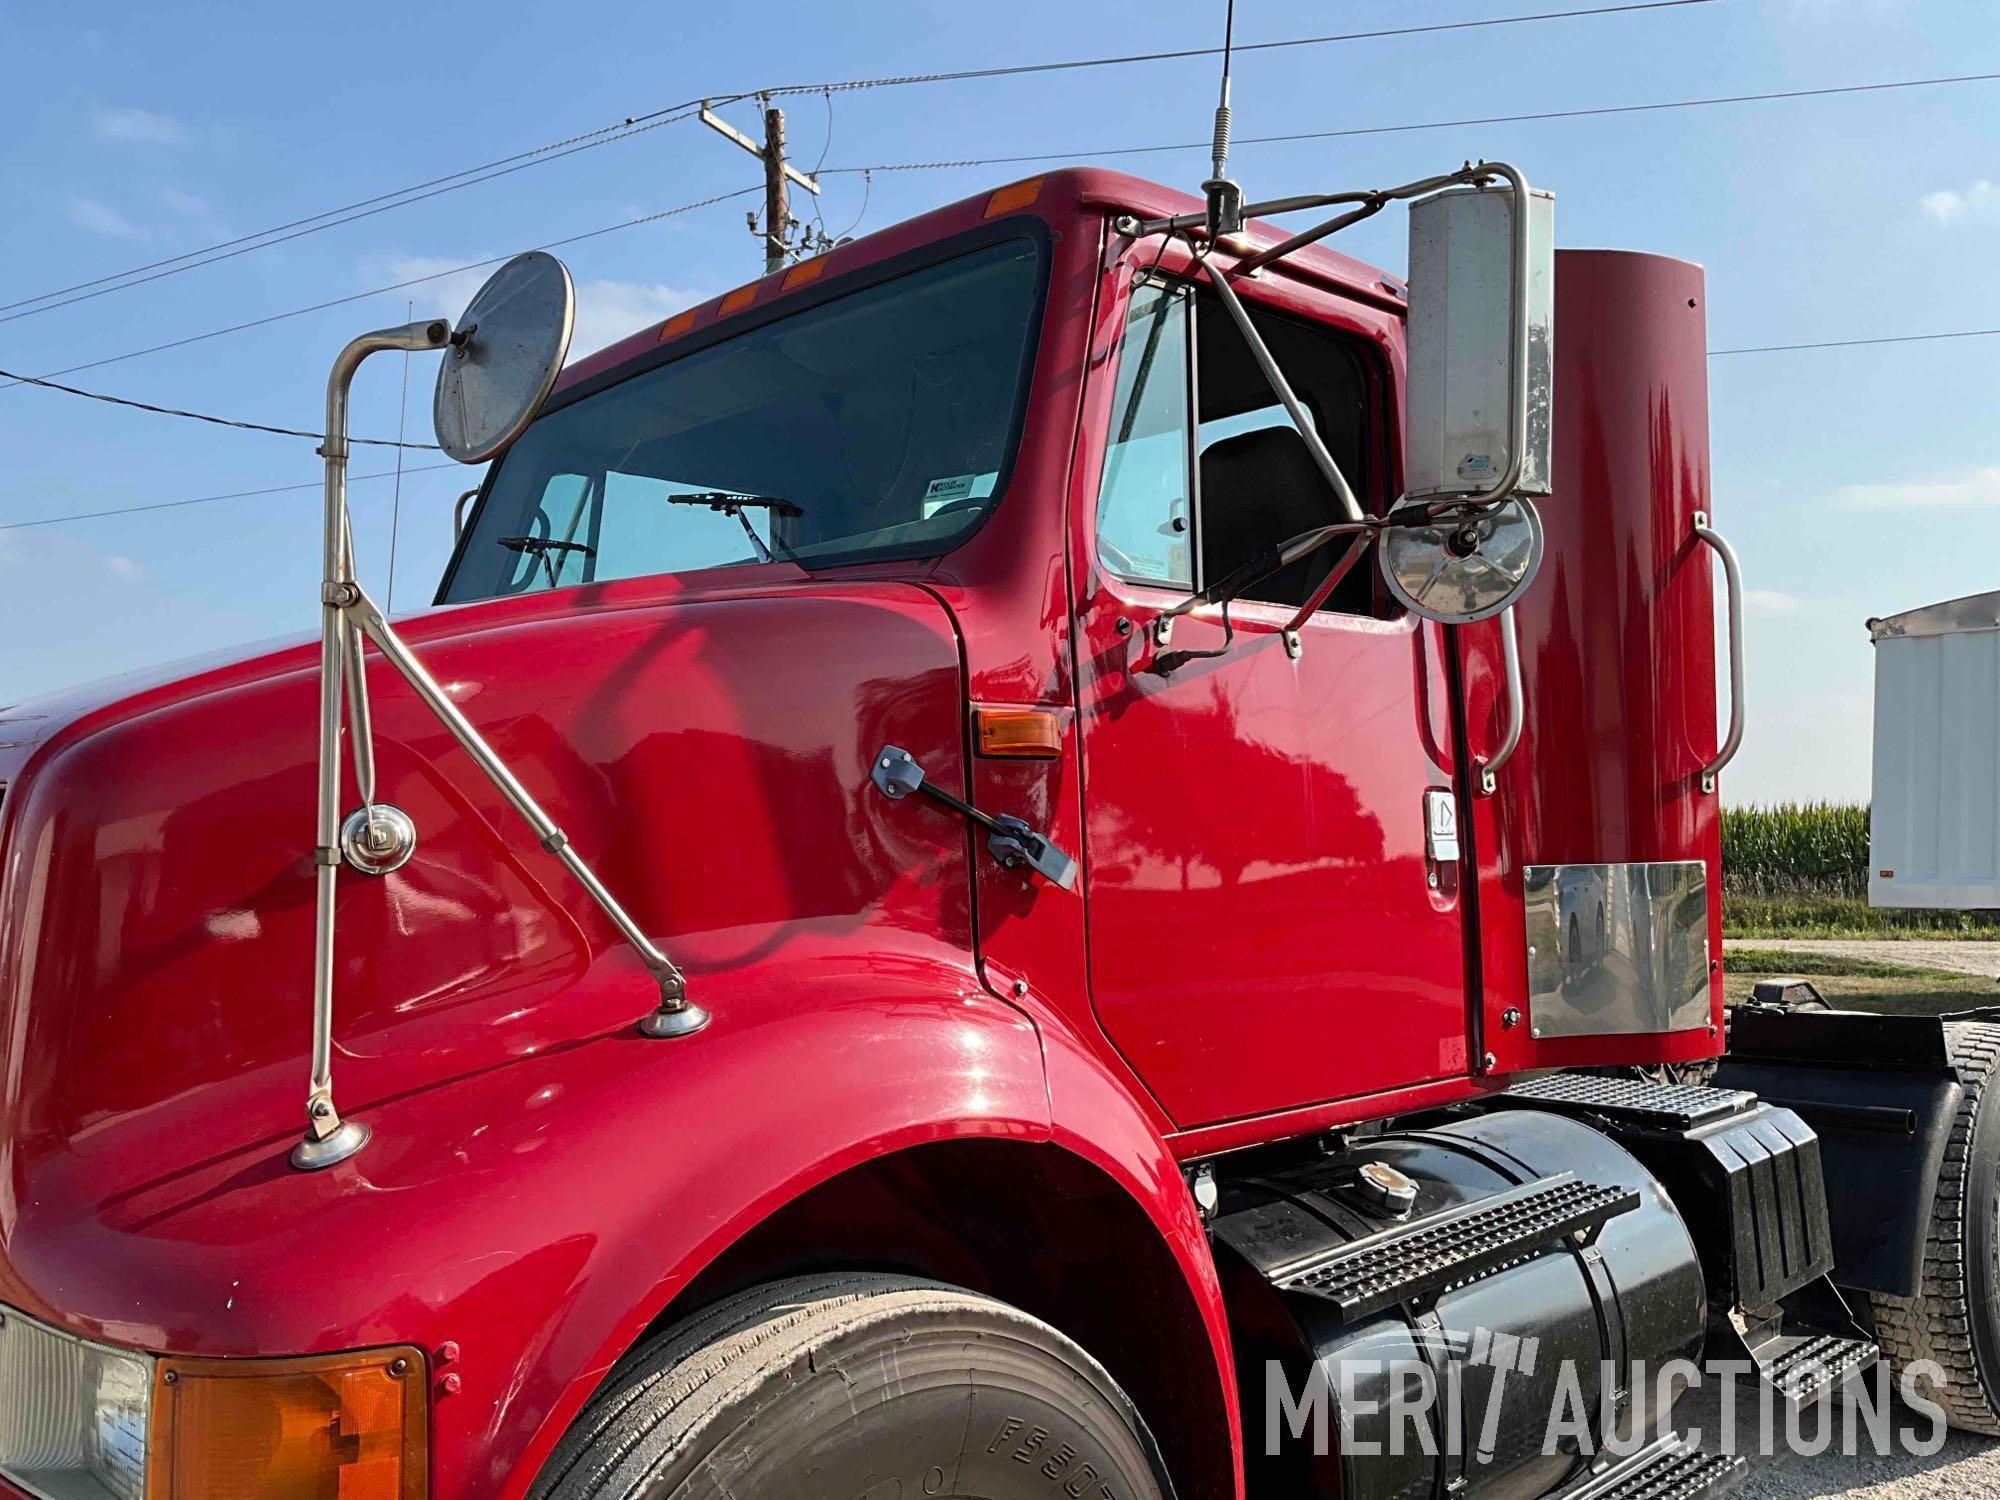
1720,802,2000,935
1720,802,1870,899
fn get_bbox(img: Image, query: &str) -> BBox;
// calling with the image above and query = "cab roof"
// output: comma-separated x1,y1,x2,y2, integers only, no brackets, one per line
557,166,1405,396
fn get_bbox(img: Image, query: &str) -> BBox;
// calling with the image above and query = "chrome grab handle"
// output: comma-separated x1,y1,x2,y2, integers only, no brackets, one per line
1476,607,1523,797
1692,509,1745,794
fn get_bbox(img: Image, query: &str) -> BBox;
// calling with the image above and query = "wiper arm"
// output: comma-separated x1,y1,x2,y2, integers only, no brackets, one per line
663,490,805,565
499,535,594,588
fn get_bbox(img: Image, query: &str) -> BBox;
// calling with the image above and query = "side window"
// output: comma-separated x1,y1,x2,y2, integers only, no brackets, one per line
1095,283,1194,589
1093,276,1377,614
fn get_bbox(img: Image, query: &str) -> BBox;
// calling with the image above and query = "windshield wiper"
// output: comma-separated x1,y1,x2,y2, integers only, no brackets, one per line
663,491,803,565
499,535,594,588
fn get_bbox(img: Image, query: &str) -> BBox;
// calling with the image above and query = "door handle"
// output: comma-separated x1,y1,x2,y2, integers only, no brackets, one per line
1692,510,1745,795
1475,608,1524,796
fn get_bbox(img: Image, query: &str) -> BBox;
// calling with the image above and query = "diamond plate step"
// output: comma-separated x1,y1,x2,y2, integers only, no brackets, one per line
1556,1432,1747,1500
1503,1073,1758,1130
1762,1329,1880,1404
1271,1172,1639,1323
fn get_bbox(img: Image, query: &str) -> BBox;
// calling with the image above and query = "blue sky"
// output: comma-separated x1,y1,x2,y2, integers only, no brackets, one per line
2,0,1994,806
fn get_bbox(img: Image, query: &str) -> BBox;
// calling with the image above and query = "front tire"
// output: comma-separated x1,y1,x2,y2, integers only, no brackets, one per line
530,1272,1175,1499
1869,1022,2000,1433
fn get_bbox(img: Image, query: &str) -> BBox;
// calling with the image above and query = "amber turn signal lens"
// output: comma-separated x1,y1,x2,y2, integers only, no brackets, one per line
974,707,1063,759
149,1346,427,1499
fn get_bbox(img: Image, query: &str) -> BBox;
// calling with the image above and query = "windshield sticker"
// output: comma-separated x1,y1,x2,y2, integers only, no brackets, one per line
922,474,979,517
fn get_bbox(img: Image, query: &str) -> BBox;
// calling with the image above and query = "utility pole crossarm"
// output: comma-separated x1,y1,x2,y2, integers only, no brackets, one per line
698,103,821,195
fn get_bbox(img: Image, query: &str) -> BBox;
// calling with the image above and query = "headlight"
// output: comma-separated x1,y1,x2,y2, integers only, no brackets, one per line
0,1307,426,1499
0,1309,150,1500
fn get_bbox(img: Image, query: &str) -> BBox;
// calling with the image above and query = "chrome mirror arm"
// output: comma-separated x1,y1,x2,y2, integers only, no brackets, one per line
297,319,705,1173
1117,159,1537,516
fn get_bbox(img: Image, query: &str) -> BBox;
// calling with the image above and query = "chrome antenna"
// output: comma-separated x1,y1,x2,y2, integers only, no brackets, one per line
1203,0,1243,236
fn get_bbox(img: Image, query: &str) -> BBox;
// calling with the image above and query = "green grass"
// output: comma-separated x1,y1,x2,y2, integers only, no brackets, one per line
1721,965,1996,1016
1721,942,1998,1014
1720,802,2000,939
1723,894,2000,940
1722,947,1972,981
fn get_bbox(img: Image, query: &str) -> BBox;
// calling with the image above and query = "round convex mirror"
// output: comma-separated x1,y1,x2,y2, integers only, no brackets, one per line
1379,497,1544,624
434,251,575,464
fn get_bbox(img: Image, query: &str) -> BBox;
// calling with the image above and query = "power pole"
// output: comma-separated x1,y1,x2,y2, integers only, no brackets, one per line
699,96,821,273
760,104,788,276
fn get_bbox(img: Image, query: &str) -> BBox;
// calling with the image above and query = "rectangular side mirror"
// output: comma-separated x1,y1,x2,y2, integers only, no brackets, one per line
1403,183,1555,502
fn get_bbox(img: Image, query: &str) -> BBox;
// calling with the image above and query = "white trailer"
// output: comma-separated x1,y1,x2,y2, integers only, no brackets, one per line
1869,589,2000,909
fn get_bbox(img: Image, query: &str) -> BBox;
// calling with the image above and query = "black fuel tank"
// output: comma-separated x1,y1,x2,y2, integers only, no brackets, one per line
1211,1110,1706,1500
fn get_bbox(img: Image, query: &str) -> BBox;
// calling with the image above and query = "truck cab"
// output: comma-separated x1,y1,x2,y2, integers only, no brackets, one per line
0,167,1991,1500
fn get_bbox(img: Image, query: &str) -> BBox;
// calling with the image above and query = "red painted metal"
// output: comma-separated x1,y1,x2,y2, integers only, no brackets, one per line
0,175,1726,1498
1461,249,1725,1075
1066,233,1471,1129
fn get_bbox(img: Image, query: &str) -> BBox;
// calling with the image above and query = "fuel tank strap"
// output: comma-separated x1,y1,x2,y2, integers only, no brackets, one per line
1270,1172,1640,1324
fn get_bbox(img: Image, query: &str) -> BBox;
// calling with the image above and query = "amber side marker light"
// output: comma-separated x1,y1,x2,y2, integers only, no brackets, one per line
975,707,1063,759
149,1346,427,1499
984,177,1044,218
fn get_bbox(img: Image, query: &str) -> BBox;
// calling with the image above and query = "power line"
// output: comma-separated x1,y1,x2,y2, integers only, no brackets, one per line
12,319,1999,535
755,0,1723,98
0,103,731,318
824,69,2000,174
11,64,1988,397
0,103,734,327
0,365,439,446
1709,327,2000,356
0,464,458,533
0,187,763,391
1,0,1720,322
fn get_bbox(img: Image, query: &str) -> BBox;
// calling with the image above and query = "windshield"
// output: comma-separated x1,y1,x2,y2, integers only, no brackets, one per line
440,236,1044,602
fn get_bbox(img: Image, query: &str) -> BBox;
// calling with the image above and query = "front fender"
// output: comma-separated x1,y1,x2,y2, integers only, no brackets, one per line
403,949,1052,1500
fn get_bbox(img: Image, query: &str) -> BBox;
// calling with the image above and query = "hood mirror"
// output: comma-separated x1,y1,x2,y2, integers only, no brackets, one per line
1379,496,1544,625
434,250,576,464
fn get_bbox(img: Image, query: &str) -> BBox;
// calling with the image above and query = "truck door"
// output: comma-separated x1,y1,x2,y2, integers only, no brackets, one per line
1072,269,1471,1130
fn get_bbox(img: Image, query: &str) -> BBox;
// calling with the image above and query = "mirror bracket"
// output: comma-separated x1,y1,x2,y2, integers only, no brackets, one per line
295,256,704,1174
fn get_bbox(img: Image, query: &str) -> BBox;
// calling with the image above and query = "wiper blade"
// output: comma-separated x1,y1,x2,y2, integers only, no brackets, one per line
666,490,804,518
662,490,804,565
498,535,594,588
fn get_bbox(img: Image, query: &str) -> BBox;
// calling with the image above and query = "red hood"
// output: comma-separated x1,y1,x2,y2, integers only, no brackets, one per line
0,570,973,1342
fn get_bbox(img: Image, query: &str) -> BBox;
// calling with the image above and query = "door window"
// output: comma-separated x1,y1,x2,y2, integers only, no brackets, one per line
1095,283,1194,589
1092,275,1379,615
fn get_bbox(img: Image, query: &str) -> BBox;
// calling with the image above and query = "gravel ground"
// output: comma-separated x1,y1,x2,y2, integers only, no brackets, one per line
1728,938,2000,979
1672,1380,2000,1498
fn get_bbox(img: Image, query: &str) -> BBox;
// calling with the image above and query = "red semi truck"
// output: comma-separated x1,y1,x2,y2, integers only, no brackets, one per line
0,164,1995,1500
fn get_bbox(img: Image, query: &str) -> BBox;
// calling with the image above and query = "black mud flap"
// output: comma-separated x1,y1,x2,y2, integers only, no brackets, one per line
1715,1004,1983,1300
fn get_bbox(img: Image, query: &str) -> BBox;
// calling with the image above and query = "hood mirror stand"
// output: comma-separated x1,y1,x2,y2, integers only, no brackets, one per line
295,256,706,1174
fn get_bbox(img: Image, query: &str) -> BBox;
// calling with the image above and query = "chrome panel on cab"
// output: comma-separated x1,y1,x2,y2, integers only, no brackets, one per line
1524,861,1709,1038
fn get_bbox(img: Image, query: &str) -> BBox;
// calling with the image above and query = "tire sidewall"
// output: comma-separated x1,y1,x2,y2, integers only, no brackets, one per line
1962,1040,2000,1414
678,1303,1171,1500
